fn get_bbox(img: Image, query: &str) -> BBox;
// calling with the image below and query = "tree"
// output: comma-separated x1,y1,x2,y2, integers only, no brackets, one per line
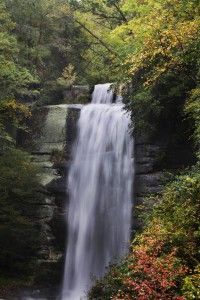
0,0,35,101
5,0,90,103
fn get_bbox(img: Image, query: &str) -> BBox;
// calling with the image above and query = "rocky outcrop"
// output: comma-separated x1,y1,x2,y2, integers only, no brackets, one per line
133,139,164,230
17,104,81,286
63,85,90,104
134,133,195,231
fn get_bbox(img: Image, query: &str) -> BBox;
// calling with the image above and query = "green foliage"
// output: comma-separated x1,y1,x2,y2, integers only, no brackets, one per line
71,0,200,141
89,261,130,300
182,265,200,300
122,0,200,137
152,169,200,265
126,88,161,136
0,148,41,276
0,0,36,101
5,0,90,103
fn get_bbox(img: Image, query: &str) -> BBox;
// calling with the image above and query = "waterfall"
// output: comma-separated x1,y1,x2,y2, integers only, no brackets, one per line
91,83,113,104
61,84,133,300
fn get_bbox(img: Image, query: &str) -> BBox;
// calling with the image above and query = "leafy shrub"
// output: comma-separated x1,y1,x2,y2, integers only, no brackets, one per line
152,170,200,266
114,236,186,300
126,88,161,136
89,226,187,299
182,265,200,299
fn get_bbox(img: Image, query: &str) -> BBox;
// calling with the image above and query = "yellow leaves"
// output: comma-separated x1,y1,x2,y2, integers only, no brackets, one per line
50,2,71,19
102,0,199,86
57,64,77,88
182,266,200,300
0,99,31,126
0,100,30,147
126,14,200,85
57,3,70,14
185,176,197,185
4,100,31,117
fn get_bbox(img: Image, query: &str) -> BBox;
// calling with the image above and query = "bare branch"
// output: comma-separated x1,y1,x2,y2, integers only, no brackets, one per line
75,19,117,56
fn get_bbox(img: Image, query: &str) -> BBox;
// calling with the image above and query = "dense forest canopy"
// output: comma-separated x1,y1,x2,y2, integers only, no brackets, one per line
0,0,200,298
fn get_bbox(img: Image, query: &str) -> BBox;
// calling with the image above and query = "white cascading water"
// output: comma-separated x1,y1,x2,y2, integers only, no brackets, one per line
61,84,133,300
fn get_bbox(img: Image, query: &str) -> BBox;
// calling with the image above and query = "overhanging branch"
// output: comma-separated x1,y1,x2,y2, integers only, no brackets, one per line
75,19,117,56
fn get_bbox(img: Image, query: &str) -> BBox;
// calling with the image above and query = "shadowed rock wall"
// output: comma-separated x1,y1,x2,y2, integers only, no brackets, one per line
134,132,195,231
17,104,81,287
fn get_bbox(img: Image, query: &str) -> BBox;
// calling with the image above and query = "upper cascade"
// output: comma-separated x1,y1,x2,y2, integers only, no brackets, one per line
92,83,114,104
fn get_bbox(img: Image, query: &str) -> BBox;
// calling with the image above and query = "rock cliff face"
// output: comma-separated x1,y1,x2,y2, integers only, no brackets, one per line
134,139,165,230
17,104,81,287
134,132,195,230
63,85,90,104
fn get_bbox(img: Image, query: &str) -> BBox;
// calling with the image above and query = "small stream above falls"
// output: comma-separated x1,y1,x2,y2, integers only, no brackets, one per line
61,84,134,300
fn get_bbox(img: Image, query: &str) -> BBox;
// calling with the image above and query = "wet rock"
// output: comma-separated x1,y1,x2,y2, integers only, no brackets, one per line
134,128,195,232
65,105,82,158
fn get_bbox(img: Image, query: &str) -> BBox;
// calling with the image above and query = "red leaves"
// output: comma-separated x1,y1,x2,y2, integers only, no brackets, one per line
112,234,187,300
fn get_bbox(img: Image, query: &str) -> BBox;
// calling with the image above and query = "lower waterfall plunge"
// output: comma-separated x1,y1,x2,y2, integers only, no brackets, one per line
61,84,134,300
